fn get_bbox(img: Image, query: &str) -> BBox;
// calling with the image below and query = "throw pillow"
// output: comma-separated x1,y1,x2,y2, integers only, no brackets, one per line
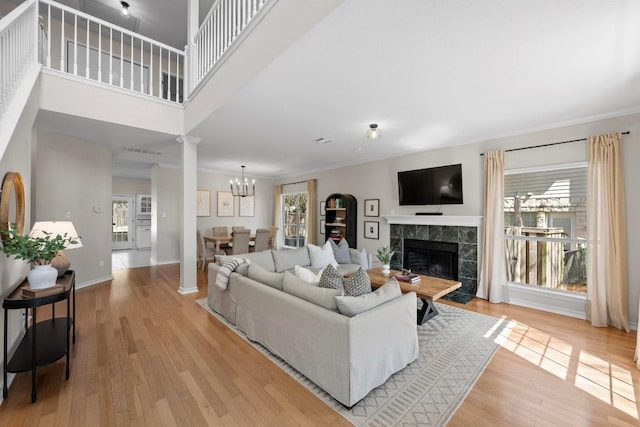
294,265,324,284
350,248,369,268
342,267,372,296
272,247,311,272
282,272,341,311
335,278,402,317
318,264,344,291
248,263,285,290
329,238,351,264
308,241,338,269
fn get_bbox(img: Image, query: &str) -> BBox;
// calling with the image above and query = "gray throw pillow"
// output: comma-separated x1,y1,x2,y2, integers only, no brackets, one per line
318,264,344,291
248,263,285,290
329,238,352,264
272,247,311,272
342,267,372,296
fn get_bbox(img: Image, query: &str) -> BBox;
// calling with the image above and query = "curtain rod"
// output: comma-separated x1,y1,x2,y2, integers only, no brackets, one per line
480,131,630,156
281,179,310,186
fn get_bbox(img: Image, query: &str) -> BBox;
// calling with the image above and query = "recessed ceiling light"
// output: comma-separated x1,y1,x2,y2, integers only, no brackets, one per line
367,123,381,139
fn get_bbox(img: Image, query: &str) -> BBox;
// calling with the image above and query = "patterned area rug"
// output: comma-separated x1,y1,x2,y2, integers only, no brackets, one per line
196,298,503,426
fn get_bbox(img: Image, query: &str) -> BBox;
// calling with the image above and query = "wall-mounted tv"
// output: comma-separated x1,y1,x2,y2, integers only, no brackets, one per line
398,163,463,205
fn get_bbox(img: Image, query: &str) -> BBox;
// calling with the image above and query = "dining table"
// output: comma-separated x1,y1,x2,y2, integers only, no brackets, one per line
204,234,256,253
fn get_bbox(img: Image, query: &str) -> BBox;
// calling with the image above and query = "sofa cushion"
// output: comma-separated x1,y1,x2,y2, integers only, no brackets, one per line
248,263,284,290
318,264,344,291
329,238,352,264
342,267,372,297
243,250,276,272
350,248,370,269
282,272,341,311
272,247,311,272
294,265,324,284
335,278,402,317
308,241,339,269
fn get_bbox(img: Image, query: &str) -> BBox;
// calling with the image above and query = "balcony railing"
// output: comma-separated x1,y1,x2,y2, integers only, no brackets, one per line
0,0,38,121
38,0,185,103
190,0,271,93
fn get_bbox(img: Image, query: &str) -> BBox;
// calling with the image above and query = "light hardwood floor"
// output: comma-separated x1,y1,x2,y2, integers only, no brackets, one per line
0,264,638,426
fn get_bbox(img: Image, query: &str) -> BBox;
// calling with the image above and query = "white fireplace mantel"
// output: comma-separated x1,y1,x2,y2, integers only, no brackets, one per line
383,215,483,227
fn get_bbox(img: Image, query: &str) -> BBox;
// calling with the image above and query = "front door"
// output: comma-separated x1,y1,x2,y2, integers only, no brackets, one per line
112,195,135,250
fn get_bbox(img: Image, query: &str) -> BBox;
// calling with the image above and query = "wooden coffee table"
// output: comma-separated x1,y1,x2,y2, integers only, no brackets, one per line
367,269,462,324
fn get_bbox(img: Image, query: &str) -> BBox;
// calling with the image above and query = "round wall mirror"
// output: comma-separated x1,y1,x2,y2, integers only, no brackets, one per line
0,172,26,245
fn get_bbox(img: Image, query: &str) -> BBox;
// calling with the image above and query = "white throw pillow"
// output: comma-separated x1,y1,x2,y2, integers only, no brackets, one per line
308,241,338,269
294,265,324,284
350,248,369,268
335,278,402,317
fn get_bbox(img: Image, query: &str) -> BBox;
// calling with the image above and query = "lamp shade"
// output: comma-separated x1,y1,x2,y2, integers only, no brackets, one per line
29,221,83,249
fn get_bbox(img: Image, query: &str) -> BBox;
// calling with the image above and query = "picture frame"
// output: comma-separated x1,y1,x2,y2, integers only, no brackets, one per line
364,221,379,239
217,191,234,217
320,219,326,234
364,199,380,217
239,196,255,217
196,190,211,217
320,201,326,216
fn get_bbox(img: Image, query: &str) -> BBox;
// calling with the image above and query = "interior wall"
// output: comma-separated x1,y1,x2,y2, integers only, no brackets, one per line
112,177,151,195
35,130,112,287
196,170,274,236
151,164,181,264
279,113,640,324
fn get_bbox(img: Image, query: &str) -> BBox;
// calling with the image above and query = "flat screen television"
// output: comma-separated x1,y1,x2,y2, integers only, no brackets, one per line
398,163,463,205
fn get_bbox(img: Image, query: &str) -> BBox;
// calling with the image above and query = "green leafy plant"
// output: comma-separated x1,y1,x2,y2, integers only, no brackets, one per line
0,223,79,265
376,246,395,265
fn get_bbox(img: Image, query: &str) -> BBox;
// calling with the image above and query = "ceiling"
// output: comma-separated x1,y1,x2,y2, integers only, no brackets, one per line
32,0,640,180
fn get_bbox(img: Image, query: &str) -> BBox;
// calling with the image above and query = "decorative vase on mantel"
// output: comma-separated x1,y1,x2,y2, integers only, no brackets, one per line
27,265,58,289
381,264,391,277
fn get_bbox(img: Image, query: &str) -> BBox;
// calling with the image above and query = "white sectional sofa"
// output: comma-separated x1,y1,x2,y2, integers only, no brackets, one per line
207,246,419,407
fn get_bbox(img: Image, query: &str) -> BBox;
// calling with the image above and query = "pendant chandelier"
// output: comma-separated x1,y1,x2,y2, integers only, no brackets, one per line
230,165,255,197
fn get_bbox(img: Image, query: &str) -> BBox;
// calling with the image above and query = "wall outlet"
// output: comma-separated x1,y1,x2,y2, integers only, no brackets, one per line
65,211,71,218
94,206,103,213
99,260,104,267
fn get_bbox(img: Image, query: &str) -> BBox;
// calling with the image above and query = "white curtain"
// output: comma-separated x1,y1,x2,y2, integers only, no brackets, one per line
587,133,629,332
306,179,317,246
477,150,507,303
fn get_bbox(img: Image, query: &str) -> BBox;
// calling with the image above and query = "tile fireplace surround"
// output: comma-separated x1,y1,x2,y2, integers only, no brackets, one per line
385,215,481,303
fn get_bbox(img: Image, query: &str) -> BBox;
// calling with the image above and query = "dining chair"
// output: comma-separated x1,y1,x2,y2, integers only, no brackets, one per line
197,230,216,271
213,226,229,236
225,230,250,255
268,226,279,249
251,229,271,252
232,226,248,232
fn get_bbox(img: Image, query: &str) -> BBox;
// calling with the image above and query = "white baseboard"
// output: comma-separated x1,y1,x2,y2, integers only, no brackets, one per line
154,259,179,266
507,283,587,320
76,275,114,290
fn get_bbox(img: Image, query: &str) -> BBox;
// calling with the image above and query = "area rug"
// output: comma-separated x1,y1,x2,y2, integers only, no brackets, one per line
196,298,503,426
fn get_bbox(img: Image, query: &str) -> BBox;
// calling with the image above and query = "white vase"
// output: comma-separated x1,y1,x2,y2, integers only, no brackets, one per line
381,264,391,277
27,265,58,289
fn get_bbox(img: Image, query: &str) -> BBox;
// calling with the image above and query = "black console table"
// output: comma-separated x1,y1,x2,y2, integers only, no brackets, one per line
3,270,75,402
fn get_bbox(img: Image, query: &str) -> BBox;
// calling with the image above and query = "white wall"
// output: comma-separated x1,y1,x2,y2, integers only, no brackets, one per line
151,165,181,264
112,177,151,196
279,113,640,324
196,170,274,236
35,131,113,287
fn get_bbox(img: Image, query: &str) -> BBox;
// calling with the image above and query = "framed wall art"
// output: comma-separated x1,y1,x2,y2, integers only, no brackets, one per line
320,201,325,216
320,219,326,234
217,191,234,217
239,196,255,217
364,199,379,217
364,221,379,239
196,190,211,217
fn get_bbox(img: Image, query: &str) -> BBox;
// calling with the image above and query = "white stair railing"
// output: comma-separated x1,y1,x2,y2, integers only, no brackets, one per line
39,0,185,103
191,0,272,95
0,0,38,121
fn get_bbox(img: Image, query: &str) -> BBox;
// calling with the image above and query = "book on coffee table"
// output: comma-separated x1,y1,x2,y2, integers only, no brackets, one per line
22,284,65,298
393,272,421,284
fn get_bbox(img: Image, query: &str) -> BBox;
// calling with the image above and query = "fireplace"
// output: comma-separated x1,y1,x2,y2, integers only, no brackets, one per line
403,239,458,281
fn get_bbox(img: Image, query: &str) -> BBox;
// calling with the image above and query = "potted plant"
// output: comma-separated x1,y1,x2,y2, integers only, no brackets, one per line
0,223,79,289
376,246,395,277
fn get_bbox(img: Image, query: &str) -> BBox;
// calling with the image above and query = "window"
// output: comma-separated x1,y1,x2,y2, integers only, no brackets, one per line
282,192,307,248
504,163,587,294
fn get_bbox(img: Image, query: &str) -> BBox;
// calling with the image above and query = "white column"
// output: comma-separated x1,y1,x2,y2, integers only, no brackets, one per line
177,135,201,294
